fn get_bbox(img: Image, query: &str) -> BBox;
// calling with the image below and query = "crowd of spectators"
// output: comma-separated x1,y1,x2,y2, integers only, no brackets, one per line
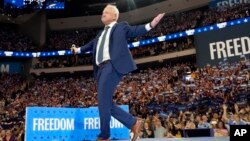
1,58,249,139
30,3,250,69
0,73,27,96
46,28,99,51
0,73,26,141
139,3,250,41
201,3,250,26
0,24,37,52
1,3,249,52
1,2,250,141
44,3,250,51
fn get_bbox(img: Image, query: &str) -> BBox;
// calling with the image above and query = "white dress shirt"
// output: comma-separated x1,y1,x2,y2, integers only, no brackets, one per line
96,21,117,65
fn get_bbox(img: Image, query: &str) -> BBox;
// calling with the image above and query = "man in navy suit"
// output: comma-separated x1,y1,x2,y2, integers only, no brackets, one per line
71,4,164,141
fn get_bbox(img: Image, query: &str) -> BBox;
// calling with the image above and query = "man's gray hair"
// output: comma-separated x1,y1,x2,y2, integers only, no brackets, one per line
106,4,119,21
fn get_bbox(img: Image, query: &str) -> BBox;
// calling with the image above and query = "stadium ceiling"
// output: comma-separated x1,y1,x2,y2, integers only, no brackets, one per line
47,0,167,19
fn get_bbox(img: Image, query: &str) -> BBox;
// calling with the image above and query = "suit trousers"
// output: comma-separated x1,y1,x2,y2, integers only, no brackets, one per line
96,61,136,139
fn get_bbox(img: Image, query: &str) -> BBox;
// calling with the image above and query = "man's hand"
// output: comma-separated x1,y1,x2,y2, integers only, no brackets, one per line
234,103,239,114
70,44,80,54
150,13,165,28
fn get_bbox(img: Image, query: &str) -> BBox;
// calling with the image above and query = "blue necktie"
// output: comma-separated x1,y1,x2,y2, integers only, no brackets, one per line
97,26,110,64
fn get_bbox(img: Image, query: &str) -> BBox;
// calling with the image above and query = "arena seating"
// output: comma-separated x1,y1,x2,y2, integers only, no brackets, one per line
1,60,249,138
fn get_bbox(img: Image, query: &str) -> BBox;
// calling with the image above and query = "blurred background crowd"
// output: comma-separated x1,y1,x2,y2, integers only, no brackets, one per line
1,59,249,139
0,1,250,141
1,3,249,52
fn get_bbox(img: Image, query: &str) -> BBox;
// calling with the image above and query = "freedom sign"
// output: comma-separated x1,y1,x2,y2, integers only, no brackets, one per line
195,22,250,67
25,106,129,141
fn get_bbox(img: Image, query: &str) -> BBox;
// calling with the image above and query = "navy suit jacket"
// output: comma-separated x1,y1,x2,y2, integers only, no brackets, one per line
80,21,148,78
